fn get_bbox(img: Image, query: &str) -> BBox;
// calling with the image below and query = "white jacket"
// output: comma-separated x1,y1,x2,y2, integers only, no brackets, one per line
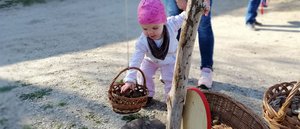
124,12,186,83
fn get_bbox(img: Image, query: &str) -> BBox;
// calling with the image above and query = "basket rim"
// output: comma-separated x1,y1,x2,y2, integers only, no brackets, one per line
108,67,149,114
108,67,148,97
262,81,300,128
110,91,148,101
109,67,147,92
203,90,269,129
263,81,297,118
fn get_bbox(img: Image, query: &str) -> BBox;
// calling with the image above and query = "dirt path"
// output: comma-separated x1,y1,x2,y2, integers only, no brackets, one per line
0,0,299,128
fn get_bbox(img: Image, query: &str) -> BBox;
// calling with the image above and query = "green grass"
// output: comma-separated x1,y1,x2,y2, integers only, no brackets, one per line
0,86,18,93
22,125,36,129
0,0,46,8
41,103,54,110
14,80,32,87
54,123,63,129
20,82,32,87
41,101,67,110
121,113,149,122
0,118,8,125
19,88,52,100
85,112,102,124
69,123,76,128
57,102,67,107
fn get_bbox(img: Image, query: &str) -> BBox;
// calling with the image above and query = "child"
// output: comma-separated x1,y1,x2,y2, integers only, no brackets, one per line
120,0,186,105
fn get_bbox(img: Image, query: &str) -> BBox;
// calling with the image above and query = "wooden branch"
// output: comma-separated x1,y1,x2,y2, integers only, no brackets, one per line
166,0,206,129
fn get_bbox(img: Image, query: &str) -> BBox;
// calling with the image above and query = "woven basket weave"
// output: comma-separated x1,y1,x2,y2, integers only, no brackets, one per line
263,81,300,129
203,90,269,129
108,67,148,114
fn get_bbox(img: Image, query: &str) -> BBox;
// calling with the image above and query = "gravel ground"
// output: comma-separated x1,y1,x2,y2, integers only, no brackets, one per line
0,0,299,128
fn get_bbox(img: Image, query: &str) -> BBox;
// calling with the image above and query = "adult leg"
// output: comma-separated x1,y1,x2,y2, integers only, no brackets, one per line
198,0,214,88
245,0,261,24
198,1,214,70
164,0,214,67
139,60,159,97
163,0,214,88
162,0,181,16
163,0,183,40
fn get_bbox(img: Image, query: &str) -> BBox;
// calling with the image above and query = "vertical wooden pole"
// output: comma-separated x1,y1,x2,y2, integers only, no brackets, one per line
166,0,206,129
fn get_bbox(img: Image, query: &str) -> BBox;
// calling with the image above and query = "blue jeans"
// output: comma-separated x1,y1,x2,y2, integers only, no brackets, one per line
163,0,214,70
245,0,261,24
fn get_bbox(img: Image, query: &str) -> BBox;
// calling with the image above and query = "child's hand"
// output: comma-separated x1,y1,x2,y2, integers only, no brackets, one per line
121,82,136,93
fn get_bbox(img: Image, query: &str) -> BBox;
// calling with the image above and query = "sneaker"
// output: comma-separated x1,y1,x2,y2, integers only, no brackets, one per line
198,68,213,89
144,97,153,107
254,21,263,26
262,3,268,8
246,23,257,31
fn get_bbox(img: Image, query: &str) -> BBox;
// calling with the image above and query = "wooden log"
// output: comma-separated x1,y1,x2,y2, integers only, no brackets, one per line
166,0,206,129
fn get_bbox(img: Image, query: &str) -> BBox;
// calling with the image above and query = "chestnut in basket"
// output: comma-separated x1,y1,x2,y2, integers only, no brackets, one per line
211,114,232,129
112,83,147,98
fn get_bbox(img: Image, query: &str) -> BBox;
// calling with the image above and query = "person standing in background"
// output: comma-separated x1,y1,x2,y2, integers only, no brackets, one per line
163,0,214,89
246,0,263,31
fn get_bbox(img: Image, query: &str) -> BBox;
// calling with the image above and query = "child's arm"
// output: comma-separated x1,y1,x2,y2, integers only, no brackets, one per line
122,36,147,92
167,11,187,31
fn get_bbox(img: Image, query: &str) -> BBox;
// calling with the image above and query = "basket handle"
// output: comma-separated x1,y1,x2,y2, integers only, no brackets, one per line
109,67,147,89
276,80,300,121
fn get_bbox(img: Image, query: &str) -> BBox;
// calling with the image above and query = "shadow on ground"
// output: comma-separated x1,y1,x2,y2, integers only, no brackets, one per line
0,78,121,129
188,78,266,100
257,20,300,32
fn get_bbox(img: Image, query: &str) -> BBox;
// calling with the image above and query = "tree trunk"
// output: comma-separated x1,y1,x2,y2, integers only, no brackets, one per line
166,0,205,129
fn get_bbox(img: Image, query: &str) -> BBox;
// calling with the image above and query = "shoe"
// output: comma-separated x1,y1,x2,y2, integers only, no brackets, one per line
144,97,153,107
254,21,263,26
198,68,213,89
161,103,167,111
262,4,268,8
246,23,257,31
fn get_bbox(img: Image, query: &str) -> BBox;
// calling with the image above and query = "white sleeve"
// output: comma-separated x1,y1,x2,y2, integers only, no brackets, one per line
123,36,147,83
167,11,186,32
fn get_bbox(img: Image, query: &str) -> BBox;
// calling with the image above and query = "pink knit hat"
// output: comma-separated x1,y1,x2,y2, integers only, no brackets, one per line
137,0,167,24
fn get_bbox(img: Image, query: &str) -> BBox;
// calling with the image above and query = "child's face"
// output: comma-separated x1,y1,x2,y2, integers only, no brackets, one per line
140,23,164,40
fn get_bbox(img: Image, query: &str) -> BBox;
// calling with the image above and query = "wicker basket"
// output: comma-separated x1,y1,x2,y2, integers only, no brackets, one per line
108,67,148,114
203,90,269,129
263,81,300,129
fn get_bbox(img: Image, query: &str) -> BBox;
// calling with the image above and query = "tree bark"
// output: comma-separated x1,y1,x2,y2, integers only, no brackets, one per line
166,0,206,129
